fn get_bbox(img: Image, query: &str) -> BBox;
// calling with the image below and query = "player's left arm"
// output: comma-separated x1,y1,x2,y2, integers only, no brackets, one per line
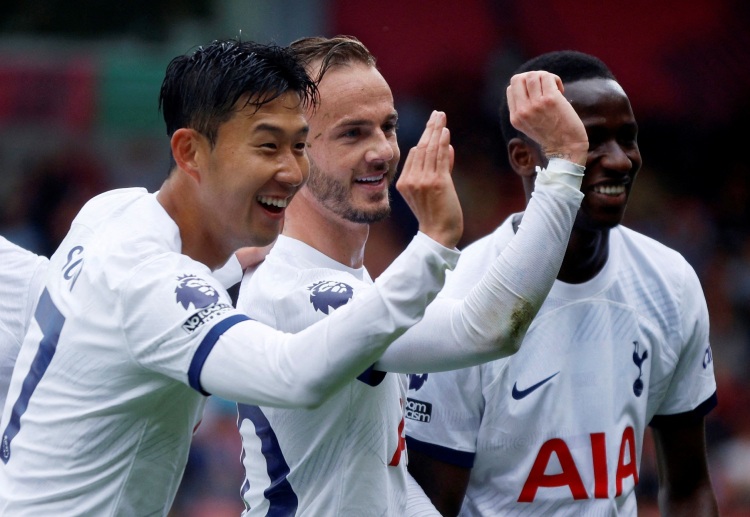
651,260,718,516
651,412,718,516
407,449,471,516
405,470,443,517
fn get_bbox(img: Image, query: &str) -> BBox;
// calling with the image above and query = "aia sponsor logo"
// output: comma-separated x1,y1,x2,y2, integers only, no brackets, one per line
519,426,638,502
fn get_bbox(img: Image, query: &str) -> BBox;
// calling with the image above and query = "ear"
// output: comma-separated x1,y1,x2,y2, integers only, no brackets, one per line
508,137,542,179
170,128,208,183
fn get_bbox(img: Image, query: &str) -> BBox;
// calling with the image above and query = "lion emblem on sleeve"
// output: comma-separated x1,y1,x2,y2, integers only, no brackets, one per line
308,280,354,315
175,274,219,310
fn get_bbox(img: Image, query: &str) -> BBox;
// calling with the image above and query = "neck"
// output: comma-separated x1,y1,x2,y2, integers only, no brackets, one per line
283,193,369,269
557,226,611,284
157,174,230,270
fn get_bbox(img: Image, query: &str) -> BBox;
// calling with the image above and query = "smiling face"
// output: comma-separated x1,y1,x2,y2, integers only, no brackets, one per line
200,92,310,251
301,62,400,224
565,78,642,231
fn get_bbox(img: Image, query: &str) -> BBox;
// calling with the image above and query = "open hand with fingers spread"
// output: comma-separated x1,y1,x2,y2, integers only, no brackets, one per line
396,110,463,249
506,71,588,166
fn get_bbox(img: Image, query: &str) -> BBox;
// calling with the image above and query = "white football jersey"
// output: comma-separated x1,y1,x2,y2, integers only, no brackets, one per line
237,235,409,516
0,237,48,413
0,187,460,516
0,189,249,515
405,216,717,516
234,159,589,516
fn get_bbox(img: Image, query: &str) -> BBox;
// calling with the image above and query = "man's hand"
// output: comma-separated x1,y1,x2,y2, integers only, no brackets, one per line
235,244,274,271
397,111,463,249
507,71,588,166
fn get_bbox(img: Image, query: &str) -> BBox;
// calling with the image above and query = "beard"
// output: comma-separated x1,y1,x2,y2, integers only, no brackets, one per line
306,160,393,224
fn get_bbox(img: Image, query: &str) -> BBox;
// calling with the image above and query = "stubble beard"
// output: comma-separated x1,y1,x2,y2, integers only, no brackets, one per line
306,161,393,224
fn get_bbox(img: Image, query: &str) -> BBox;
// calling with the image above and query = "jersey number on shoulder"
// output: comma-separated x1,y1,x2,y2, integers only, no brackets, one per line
1,289,65,463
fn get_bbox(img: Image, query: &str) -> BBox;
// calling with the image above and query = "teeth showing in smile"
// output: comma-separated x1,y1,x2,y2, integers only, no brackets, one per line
257,196,289,208
593,185,625,196
355,175,384,183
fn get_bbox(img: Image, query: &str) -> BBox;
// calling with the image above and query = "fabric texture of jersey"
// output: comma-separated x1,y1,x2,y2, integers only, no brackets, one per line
405,217,717,516
0,237,48,413
236,235,409,516
0,189,248,516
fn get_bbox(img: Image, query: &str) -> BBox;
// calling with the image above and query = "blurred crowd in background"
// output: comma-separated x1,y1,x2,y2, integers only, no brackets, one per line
1,1,749,515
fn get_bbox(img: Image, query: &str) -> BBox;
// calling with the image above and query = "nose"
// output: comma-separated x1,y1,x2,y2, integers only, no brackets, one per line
275,152,308,188
601,141,633,172
364,131,396,164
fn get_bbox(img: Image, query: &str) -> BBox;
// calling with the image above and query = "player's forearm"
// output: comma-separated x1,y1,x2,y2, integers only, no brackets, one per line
378,160,583,372
200,233,458,407
658,484,719,517
450,159,583,357
405,471,442,517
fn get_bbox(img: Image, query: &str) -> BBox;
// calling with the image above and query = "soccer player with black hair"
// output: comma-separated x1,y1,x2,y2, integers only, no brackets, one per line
406,50,719,517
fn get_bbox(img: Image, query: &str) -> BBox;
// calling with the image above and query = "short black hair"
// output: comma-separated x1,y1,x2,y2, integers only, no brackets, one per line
499,50,617,144
159,39,318,146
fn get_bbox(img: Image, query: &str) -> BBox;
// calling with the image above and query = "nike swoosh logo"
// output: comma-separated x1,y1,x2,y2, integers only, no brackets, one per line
512,372,560,400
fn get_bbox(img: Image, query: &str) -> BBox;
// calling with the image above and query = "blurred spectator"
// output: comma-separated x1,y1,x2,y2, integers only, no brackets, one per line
170,398,245,517
1,149,109,256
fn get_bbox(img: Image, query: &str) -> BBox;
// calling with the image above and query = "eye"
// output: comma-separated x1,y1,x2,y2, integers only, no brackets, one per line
617,127,638,147
341,128,362,139
383,121,398,135
260,142,278,150
294,141,307,153
585,127,606,150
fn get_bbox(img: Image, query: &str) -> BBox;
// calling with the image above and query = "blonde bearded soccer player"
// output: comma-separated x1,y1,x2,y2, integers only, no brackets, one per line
235,36,588,516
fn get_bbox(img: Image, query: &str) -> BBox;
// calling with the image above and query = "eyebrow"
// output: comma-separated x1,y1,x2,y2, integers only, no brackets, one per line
253,122,309,137
334,110,399,130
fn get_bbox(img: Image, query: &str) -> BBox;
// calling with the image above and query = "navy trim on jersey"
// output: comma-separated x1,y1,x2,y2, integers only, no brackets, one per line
405,436,475,468
188,314,249,395
237,404,298,515
1,288,63,463
649,391,718,428
356,365,386,386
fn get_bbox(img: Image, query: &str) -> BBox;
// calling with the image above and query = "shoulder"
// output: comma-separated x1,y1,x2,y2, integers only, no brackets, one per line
614,226,698,284
71,189,178,275
613,226,706,329
616,226,685,261
238,239,367,330
49,189,192,304
0,236,48,290
73,188,151,227
0,237,48,334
